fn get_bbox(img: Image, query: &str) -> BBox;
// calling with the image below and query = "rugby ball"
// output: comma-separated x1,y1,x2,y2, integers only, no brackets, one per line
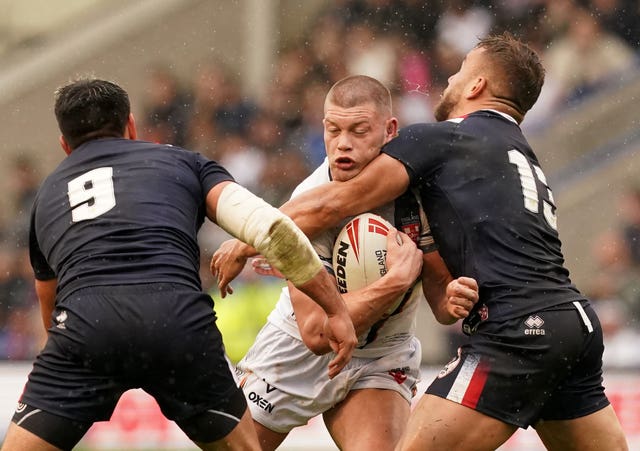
332,213,405,315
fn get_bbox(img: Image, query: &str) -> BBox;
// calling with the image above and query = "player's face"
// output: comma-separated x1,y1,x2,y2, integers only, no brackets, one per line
323,101,394,182
434,47,483,121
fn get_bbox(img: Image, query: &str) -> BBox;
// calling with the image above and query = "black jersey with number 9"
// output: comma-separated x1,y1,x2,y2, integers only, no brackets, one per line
29,138,234,302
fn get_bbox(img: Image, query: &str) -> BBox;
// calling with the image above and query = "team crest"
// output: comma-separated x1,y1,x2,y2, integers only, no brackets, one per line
398,213,420,244
389,367,409,384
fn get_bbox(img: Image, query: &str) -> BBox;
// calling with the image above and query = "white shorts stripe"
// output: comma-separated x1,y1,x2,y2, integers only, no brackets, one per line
573,301,593,333
206,409,241,424
446,353,480,403
16,408,42,427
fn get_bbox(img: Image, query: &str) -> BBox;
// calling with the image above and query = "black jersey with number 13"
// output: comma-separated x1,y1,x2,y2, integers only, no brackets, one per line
382,110,582,324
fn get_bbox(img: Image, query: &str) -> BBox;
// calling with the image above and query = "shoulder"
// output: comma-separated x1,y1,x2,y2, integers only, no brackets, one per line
389,121,458,148
382,122,457,164
290,158,330,199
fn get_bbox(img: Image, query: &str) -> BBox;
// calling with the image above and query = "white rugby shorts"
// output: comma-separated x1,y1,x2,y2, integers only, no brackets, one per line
236,321,421,433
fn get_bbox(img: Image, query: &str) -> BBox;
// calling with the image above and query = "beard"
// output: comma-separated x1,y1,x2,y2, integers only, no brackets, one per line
433,88,458,122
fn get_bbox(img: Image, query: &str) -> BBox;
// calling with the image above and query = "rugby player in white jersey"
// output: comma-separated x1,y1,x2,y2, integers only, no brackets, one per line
212,75,478,450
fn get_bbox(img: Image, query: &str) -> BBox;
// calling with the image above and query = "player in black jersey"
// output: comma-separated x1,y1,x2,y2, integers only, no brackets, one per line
265,33,628,450
1,79,357,451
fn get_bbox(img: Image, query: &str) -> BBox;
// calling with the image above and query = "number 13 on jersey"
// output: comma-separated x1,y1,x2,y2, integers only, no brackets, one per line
508,149,557,231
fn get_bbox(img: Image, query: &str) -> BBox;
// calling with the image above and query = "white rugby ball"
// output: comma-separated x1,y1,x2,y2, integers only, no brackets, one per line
332,213,405,315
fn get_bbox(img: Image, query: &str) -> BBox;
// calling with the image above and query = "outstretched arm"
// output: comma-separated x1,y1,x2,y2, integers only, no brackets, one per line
206,181,357,378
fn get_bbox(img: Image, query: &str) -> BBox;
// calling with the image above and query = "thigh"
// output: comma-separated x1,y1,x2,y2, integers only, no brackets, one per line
535,405,628,451
192,407,261,451
252,421,289,451
323,388,410,451
1,421,60,451
396,394,517,451
6,405,92,451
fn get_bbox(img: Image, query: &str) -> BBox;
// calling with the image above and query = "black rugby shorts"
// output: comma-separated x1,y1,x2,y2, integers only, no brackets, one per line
427,301,609,428
18,283,246,435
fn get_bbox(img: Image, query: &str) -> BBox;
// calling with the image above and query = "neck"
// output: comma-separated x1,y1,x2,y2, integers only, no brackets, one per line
452,100,523,124
484,99,523,124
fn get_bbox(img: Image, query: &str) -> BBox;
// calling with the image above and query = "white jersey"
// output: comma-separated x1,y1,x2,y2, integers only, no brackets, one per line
267,158,435,357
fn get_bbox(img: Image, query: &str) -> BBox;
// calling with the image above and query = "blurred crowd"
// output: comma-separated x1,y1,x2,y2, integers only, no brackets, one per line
0,0,639,364
587,186,640,369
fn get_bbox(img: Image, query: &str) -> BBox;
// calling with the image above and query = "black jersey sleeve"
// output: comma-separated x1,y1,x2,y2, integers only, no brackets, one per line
381,122,455,186
194,153,235,195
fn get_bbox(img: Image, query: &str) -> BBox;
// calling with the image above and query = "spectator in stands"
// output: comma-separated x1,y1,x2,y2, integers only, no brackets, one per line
140,63,191,146
619,185,640,266
587,229,640,328
544,5,637,104
287,76,331,170
5,154,40,248
0,246,40,359
185,61,228,154
587,0,640,48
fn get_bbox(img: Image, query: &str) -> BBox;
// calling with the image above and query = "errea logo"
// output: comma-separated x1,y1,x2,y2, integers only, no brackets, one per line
524,315,545,335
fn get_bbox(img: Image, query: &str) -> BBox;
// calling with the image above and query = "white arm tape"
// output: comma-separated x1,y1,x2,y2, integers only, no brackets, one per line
215,183,323,286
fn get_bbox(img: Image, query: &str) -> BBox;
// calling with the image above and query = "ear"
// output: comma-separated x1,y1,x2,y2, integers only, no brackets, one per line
384,117,399,142
466,76,486,100
59,135,73,155
125,113,138,140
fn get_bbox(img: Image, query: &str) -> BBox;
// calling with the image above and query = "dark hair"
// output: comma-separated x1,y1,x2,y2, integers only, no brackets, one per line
54,78,130,149
476,32,545,114
326,75,392,115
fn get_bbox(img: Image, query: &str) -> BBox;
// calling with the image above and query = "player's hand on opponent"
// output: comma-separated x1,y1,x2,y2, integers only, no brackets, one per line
210,239,255,298
445,277,479,319
385,228,423,289
322,311,358,379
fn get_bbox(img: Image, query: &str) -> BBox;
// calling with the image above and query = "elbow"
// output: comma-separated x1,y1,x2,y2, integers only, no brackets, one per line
302,334,332,355
299,324,332,355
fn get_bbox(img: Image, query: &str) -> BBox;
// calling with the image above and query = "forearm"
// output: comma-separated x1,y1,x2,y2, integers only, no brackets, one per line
425,288,457,325
295,269,349,317
344,273,412,336
421,252,457,325
422,267,479,325
35,279,57,330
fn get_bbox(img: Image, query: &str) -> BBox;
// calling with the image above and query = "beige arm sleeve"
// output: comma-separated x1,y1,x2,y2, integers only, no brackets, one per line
215,183,323,286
